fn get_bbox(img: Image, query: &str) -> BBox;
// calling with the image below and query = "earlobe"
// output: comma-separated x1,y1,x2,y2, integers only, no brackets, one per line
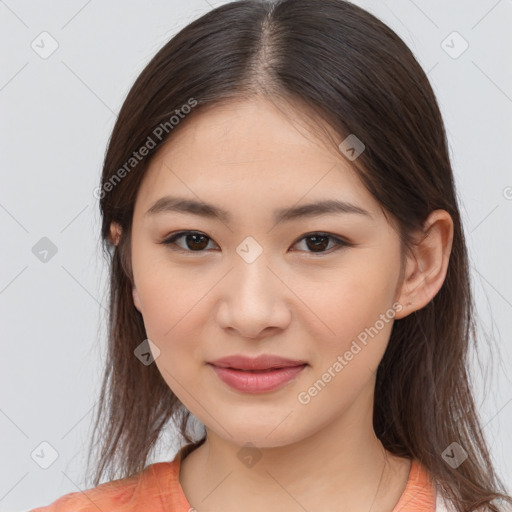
394,209,454,320
133,286,142,312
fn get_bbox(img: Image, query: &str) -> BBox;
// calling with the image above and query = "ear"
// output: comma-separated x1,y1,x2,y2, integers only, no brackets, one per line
109,222,122,246
133,286,142,313
394,209,454,320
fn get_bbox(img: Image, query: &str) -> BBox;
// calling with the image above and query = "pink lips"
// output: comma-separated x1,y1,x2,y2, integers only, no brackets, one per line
208,354,307,393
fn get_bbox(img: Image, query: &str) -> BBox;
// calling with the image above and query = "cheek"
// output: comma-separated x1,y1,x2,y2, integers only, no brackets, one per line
135,266,209,402
296,269,396,413
137,272,206,343
132,241,212,338
304,257,398,352
132,261,225,404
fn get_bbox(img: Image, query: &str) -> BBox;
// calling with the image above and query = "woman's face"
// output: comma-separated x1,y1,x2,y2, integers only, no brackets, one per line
128,97,406,447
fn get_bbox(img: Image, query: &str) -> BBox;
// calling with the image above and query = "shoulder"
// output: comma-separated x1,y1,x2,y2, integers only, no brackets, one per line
28,462,175,512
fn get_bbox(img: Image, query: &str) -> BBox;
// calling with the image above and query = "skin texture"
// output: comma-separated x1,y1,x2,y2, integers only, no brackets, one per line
110,96,453,511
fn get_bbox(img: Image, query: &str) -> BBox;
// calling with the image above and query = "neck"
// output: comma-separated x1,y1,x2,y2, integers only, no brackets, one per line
179,386,411,512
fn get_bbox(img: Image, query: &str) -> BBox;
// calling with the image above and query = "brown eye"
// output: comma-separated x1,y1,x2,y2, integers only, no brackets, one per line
292,233,348,254
304,235,329,252
160,231,217,252
183,233,210,250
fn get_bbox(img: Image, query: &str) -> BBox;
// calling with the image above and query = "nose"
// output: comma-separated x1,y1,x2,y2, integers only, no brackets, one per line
215,250,291,339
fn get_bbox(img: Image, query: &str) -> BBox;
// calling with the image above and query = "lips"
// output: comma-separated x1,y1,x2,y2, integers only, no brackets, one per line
207,354,308,393
208,354,307,371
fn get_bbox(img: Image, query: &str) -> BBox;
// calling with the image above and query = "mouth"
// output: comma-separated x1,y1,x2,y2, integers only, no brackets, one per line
208,354,308,371
207,362,307,393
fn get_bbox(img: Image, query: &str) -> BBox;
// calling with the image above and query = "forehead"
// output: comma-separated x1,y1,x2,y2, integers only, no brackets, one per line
156,96,341,161
134,97,381,221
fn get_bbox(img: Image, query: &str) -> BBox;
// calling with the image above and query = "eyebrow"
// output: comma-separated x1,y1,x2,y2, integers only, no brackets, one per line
145,196,373,224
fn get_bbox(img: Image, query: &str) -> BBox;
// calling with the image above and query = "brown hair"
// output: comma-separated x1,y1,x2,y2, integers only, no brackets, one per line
87,1,512,510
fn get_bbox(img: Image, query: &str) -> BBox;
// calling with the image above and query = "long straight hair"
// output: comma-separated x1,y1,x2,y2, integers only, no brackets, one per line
87,1,512,510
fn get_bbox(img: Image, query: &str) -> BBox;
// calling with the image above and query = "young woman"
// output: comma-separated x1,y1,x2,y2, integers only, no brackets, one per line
31,0,512,510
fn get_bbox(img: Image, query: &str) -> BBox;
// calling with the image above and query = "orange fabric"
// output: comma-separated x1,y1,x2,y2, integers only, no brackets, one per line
30,446,436,511
393,457,437,512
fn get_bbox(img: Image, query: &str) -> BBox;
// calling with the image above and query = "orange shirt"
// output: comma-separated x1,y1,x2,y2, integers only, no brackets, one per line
30,446,437,511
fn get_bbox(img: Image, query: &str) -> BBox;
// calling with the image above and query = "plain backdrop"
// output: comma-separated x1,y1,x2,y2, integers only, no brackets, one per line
1,0,511,510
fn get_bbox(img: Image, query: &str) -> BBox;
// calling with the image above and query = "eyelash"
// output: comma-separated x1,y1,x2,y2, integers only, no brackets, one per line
158,230,351,256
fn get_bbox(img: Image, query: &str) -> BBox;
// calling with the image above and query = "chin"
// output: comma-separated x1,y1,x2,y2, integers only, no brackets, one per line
219,427,302,451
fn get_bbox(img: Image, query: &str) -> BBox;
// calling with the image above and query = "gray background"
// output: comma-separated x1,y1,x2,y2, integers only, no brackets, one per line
1,0,511,510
